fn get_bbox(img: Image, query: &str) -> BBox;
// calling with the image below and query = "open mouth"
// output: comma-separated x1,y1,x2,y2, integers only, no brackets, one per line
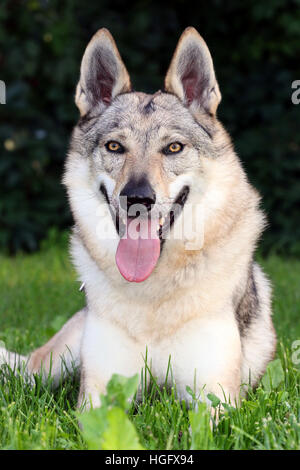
158,185,190,243
100,184,190,282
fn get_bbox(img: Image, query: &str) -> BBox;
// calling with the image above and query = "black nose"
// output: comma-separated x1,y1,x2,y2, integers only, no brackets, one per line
120,177,156,213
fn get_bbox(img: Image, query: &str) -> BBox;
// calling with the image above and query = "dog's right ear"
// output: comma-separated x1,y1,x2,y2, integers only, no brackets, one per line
75,28,131,116
165,27,221,116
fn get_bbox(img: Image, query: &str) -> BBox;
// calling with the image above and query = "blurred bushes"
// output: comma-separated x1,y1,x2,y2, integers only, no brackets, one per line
0,0,299,254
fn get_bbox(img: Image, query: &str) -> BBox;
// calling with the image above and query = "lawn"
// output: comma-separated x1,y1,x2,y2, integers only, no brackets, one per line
0,236,299,450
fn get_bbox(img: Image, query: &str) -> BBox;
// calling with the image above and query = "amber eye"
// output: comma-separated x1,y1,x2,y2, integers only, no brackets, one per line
163,142,184,155
105,141,125,153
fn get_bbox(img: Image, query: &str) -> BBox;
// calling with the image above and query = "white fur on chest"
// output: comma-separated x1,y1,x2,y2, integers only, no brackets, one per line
81,305,241,401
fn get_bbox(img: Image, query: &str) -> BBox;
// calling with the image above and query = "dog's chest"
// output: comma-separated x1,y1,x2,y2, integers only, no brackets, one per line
83,299,239,397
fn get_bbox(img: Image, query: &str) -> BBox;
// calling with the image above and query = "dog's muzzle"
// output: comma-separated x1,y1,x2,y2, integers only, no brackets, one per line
100,180,190,283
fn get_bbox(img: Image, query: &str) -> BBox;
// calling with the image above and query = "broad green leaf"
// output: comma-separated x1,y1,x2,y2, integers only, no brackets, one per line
79,374,143,450
207,393,221,408
103,373,139,410
185,385,196,400
79,407,108,450
101,407,144,450
261,359,285,391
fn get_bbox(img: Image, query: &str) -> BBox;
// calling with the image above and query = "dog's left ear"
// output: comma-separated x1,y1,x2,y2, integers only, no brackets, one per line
75,28,131,116
164,27,221,116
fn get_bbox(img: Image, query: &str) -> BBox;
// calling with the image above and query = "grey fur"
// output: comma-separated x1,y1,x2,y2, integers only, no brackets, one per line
235,264,259,337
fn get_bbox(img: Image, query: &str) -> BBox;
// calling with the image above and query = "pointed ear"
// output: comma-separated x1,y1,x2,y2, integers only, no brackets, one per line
164,27,221,116
75,28,131,116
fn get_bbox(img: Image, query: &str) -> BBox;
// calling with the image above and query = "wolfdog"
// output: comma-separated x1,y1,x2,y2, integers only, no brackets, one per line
1,27,276,409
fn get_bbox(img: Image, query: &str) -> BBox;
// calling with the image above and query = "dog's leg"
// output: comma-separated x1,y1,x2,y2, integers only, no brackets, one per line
1,308,87,387
164,314,242,414
77,314,144,411
28,308,87,386
77,368,107,410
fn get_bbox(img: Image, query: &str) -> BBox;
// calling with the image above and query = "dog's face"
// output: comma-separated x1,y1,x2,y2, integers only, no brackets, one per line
65,28,237,283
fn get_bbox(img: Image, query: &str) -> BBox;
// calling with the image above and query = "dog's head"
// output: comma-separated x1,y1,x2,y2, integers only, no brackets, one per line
65,28,244,284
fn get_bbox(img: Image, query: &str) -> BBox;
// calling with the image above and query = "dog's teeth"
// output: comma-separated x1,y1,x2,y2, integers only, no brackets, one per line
159,217,165,226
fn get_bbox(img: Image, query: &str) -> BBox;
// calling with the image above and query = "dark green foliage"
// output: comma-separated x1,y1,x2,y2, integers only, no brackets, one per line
0,0,299,253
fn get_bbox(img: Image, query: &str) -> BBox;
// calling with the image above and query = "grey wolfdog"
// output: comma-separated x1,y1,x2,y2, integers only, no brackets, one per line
1,27,276,410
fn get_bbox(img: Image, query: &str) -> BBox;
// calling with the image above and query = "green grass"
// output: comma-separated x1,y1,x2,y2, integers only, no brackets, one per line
0,238,299,450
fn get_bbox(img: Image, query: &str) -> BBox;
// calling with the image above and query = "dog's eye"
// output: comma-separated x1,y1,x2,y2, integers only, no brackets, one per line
163,142,184,155
105,141,125,153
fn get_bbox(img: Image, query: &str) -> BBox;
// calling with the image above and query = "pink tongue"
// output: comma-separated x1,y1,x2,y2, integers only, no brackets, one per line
116,218,160,282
